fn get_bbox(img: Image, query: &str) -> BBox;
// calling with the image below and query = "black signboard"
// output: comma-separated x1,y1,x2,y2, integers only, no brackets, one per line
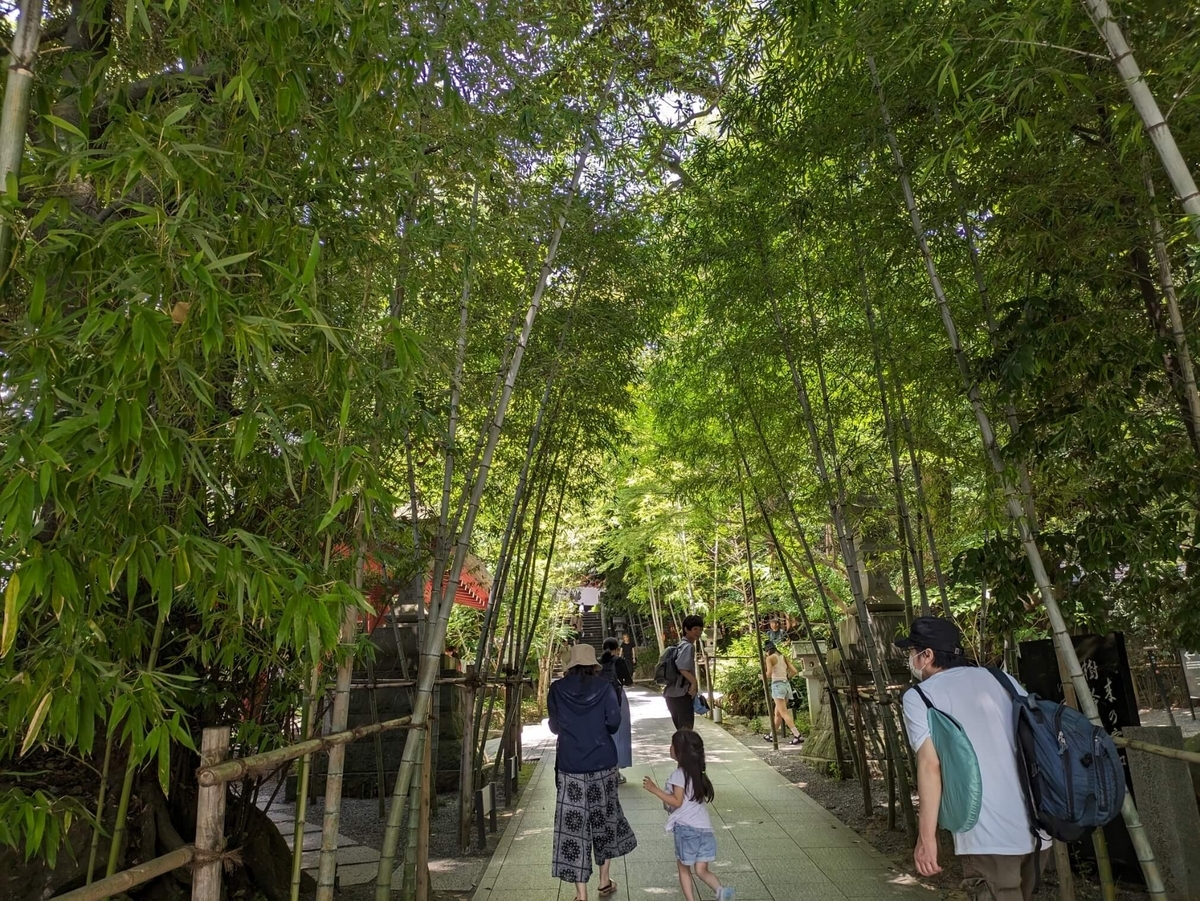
1182,651,1200,701
1018,633,1142,883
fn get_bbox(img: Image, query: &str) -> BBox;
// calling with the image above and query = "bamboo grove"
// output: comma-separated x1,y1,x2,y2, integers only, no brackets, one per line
2,0,1200,897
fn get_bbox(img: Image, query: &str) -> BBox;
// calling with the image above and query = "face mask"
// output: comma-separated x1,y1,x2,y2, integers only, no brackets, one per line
908,653,925,681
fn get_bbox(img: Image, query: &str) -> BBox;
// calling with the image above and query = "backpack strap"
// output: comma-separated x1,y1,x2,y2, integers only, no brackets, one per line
986,668,1045,884
911,683,934,710
986,666,1020,699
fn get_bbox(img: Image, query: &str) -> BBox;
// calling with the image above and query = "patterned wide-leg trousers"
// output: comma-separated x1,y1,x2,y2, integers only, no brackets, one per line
551,767,638,884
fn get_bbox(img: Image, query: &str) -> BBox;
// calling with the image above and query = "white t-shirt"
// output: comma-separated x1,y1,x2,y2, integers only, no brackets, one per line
663,767,713,833
902,666,1040,856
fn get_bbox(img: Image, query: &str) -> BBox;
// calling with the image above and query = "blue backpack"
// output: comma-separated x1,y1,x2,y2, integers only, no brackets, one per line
986,667,1125,843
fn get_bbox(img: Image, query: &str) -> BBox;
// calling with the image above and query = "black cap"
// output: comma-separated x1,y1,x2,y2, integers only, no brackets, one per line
763,640,778,653
894,617,964,654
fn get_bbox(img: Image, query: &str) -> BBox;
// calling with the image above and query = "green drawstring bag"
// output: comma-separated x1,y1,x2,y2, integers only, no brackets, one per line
912,685,982,833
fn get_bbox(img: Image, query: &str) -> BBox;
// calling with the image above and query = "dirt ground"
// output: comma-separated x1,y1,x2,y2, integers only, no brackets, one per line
719,718,1150,900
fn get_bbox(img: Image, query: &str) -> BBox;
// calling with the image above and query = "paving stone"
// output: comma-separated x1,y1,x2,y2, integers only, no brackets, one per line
334,861,381,887
300,843,381,867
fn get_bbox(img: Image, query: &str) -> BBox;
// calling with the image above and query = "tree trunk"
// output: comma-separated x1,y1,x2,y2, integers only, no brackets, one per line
868,52,1167,899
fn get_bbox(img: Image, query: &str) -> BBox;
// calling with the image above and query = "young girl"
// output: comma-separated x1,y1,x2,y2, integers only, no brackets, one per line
642,731,735,901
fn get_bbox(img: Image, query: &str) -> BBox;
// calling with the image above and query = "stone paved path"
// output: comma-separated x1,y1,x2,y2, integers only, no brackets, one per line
472,687,924,901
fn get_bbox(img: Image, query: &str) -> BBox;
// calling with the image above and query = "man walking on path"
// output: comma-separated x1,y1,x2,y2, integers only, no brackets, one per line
664,615,704,730
897,617,1045,901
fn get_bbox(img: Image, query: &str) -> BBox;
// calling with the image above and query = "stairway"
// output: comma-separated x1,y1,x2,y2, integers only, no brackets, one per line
579,608,604,653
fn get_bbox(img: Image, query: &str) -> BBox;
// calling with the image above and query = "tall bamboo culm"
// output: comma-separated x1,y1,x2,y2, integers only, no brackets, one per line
762,290,916,835
850,224,937,617
0,0,41,279
734,457,778,750
1080,0,1200,243
867,53,1167,900
315,505,365,901
1143,166,1200,446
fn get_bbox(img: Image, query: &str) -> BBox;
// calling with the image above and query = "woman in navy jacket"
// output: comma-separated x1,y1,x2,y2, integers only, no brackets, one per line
548,643,638,900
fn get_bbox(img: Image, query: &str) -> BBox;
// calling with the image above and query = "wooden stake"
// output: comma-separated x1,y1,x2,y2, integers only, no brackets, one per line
192,727,230,901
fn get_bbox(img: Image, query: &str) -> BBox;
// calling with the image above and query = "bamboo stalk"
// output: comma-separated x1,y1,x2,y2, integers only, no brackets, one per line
1144,165,1200,445
374,116,601,901
936,101,1038,532
736,457,778,751
290,667,321,901
738,373,861,774
367,657,387,817
106,609,167,880
458,665,478,852
1113,735,1200,763
470,268,575,783
763,284,914,833
198,716,415,786
646,563,665,653
192,727,231,901
733,405,858,773
851,227,935,617
867,53,1167,900
0,0,41,278
85,738,113,885
416,714,433,901
316,501,366,900
1080,0,1200,242
52,846,196,901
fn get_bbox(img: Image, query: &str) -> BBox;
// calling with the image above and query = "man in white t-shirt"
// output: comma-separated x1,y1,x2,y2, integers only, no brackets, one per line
897,617,1045,901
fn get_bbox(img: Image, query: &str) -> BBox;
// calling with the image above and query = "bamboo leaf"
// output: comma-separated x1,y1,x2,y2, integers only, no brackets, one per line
1,574,20,657
42,115,86,140
20,693,53,757
300,230,320,286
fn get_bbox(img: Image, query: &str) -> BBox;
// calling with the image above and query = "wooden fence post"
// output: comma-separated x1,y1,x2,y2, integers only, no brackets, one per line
193,727,230,901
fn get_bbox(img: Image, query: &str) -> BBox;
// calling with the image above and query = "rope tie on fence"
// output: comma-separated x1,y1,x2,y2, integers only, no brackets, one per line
190,846,244,874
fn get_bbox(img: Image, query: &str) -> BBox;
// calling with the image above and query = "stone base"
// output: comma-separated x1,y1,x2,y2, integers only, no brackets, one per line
1125,725,1200,900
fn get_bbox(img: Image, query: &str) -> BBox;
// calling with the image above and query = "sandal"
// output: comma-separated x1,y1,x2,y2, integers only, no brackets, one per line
599,880,618,896
789,736,803,746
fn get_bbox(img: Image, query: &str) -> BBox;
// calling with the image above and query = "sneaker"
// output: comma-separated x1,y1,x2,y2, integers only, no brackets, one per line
717,886,736,901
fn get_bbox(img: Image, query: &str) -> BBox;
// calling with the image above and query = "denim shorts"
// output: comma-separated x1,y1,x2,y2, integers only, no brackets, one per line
770,680,792,700
673,824,718,865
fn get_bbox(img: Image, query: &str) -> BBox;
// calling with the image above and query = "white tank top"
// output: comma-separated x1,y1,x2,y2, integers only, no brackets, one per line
768,654,788,681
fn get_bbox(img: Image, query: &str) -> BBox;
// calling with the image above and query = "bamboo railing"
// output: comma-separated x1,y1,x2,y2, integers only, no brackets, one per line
51,846,197,901
196,715,417,787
